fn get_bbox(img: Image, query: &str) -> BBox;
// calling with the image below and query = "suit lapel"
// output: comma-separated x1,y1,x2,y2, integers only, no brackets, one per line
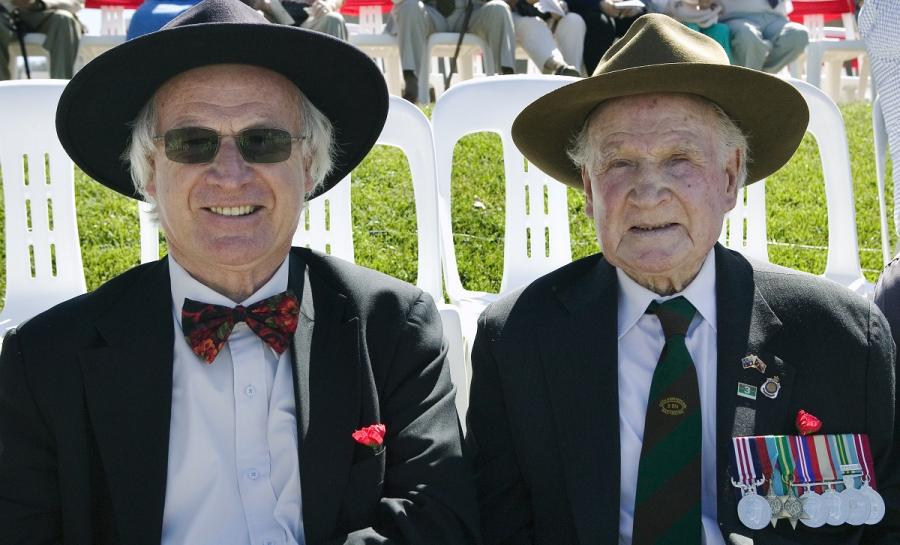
540,257,620,545
288,250,361,543
714,246,789,537
79,260,174,545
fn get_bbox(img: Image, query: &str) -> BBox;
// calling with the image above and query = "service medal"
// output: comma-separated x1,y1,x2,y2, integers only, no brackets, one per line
799,489,827,528
861,482,885,525
738,493,771,530
841,484,871,526
782,493,804,529
822,486,847,526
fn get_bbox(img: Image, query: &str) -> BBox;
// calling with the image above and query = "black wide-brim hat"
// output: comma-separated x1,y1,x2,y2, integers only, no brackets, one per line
56,0,388,200
512,13,810,187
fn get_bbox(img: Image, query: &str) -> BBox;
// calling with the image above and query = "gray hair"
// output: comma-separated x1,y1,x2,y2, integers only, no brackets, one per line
567,95,750,188
124,87,336,208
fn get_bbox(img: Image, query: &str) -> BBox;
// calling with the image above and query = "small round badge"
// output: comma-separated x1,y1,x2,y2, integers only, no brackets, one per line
760,377,781,399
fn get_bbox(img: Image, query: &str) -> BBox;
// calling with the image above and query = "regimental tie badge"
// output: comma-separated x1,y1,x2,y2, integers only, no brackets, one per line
741,354,767,374
659,396,687,415
737,382,758,400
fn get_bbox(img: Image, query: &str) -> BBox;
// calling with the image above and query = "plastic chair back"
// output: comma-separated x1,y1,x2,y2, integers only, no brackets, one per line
872,95,892,263
432,75,577,305
0,80,86,334
291,96,467,420
722,78,869,294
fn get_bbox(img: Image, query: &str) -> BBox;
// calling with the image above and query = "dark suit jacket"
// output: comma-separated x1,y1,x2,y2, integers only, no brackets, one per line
467,244,899,545
0,247,478,545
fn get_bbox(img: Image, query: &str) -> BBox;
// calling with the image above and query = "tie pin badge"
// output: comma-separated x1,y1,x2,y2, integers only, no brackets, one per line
741,354,767,374
659,396,687,415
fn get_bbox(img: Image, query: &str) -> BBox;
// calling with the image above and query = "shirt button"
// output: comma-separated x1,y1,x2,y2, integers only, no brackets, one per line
246,469,259,481
245,384,256,397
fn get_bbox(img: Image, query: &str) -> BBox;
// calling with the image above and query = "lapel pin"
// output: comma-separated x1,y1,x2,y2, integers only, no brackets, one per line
741,354,767,374
760,377,781,399
737,382,758,400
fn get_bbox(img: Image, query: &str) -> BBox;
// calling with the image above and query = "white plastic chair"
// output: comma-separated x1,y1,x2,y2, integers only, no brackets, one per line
0,80,86,338
791,0,869,103
75,7,130,72
7,33,49,79
872,95,893,262
347,8,403,96
720,77,870,295
290,96,470,424
432,74,577,358
419,32,495,104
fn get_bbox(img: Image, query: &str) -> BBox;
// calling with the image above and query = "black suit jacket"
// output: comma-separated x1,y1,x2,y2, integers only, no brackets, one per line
0,247,478,545
467,244,898,545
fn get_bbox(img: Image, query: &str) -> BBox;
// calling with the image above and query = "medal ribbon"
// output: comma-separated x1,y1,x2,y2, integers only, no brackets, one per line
791,435,817,494
855,434,878,489
826,434,849,491
754,436,775,496
841,433,863,488
731,437,756,484
765,435,787,496
775,435,797,492
802,435,825,494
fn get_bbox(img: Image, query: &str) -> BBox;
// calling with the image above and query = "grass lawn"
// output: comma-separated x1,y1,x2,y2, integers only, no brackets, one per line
0,100,893,302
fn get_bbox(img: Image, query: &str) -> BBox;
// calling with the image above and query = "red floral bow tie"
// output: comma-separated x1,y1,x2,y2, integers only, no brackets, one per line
181,291,301,364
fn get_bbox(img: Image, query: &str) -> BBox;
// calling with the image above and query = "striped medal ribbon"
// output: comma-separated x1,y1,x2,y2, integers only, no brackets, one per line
836,434,871,525
730,437,769,530
854,434,885,524
763,436,787,527
815,434,846,525
774,435,804,528
792,436,827,528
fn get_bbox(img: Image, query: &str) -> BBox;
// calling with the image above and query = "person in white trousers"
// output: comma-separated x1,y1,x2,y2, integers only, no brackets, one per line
860,0,900,241
509,0,584,75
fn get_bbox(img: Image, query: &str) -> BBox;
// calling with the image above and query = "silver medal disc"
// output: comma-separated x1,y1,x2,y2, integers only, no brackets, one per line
822,489,847,526
799,491,827,528
738,493,771,530
842,487,871,526
861,484,885,525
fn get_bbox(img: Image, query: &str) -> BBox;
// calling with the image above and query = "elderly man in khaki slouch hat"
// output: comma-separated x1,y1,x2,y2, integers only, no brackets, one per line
466,13,900,545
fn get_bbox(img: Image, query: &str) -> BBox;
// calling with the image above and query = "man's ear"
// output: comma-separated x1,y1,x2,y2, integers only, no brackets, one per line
582,166,594,218
723,147,742,209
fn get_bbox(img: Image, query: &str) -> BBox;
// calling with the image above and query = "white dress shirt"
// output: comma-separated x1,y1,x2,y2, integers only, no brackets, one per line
616,250,725,545
161,256,305,545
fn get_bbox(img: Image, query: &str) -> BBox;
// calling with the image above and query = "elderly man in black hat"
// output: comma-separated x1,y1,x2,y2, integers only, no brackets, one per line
0,0,477,543
466,14,899,545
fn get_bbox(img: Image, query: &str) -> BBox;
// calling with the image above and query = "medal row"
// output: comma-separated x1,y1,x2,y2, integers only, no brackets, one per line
729,434,885,530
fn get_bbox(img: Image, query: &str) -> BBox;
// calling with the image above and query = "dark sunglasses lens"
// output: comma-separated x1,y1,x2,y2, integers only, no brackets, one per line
238,128,294,163
164,128,219,163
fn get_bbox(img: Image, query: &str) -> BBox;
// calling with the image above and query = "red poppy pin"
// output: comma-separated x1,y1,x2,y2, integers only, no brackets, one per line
795,410,822,436
352,423,386,452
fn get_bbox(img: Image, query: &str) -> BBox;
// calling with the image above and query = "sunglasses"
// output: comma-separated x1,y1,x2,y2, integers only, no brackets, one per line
153,127,306,164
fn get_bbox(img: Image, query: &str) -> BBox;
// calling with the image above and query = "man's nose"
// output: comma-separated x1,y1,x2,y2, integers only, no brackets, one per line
208,136,253,183
629,165,670,206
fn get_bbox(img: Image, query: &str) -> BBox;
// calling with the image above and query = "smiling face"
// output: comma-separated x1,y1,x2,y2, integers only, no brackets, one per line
146,64,312,299
581,93,741,294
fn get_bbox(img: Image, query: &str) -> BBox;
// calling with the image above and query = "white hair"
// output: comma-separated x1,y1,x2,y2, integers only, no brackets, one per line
123,86,336,208
567,94,750,188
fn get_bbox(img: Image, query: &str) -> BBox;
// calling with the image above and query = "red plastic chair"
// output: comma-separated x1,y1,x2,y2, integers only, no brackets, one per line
788,0,854,25
339,0,393,16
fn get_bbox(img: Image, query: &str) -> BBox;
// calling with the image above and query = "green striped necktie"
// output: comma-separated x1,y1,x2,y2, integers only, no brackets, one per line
632,296,702,545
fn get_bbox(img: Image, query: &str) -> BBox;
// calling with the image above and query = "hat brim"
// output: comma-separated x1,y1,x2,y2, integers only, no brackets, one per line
512,64,809,187
56,23,388,200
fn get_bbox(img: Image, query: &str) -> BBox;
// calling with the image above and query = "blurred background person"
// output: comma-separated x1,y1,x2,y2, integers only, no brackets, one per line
388,0,517,103
565,0,639,75
508,0,584,75
646,0,732,61
718,0,807,72
0,0,82,79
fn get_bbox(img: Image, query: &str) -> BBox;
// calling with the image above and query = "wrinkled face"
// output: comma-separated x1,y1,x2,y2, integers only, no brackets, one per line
146,64,312,281
581,93,740,290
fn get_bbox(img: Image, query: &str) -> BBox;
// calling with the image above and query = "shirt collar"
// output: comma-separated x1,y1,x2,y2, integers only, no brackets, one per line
169,255,291,327
616,248,717,339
